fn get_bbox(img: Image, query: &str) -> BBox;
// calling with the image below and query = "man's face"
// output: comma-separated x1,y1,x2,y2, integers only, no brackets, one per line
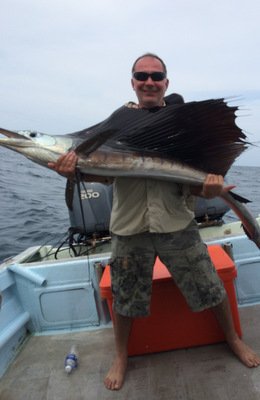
131,56,169,109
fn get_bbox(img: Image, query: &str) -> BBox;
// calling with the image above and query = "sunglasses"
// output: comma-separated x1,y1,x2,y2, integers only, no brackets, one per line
132,71,166,82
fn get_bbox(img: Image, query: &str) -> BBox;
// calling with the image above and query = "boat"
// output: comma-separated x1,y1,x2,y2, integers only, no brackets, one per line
1,182,260,399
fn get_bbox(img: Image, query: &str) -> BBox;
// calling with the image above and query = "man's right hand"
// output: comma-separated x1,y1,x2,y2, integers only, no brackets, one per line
48,151,114,185
48,151,78,180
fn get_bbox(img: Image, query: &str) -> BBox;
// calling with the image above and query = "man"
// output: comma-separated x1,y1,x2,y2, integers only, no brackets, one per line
49,53,260,391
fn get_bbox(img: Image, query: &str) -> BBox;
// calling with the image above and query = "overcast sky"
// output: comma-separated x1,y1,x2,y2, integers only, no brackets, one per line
1,0,260,166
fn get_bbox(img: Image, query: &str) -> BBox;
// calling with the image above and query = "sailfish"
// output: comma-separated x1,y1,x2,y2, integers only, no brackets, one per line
1,93,260,248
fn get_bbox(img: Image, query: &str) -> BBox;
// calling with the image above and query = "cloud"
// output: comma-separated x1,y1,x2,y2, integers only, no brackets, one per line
1,0,260,164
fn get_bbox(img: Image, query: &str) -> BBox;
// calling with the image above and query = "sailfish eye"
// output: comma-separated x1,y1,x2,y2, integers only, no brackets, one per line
29,132,37,138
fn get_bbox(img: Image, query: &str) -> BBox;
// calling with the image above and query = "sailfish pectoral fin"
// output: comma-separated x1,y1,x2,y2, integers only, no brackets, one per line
74,129,118,156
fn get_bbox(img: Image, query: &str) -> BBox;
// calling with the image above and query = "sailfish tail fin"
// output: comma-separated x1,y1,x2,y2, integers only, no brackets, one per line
74,129,118,156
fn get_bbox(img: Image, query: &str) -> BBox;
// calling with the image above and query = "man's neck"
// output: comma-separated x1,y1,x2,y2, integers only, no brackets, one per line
126,100,166,109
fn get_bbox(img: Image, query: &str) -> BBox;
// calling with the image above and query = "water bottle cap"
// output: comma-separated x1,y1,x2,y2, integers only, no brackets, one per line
65,365,72,373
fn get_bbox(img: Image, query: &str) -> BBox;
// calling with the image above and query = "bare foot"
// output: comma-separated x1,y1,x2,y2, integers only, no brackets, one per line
227,336,260,367
104,355,128,390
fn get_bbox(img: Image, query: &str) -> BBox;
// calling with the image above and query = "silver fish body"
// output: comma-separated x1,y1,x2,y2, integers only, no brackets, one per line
78,146,208,185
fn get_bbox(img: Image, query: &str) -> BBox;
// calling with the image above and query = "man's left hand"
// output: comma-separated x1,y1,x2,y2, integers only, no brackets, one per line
200,174,235,199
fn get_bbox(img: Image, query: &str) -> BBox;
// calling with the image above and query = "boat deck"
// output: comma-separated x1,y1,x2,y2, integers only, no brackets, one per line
1,305,260,400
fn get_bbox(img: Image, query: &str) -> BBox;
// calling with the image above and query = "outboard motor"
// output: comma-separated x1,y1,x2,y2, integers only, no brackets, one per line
195,197,230,223
68,182,113,238
68,182,230,237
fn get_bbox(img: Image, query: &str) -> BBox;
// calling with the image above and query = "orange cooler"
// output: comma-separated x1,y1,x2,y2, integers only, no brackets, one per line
99,245,242,356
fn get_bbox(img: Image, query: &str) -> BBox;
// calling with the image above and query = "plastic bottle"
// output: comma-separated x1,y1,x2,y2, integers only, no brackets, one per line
64,345,79,374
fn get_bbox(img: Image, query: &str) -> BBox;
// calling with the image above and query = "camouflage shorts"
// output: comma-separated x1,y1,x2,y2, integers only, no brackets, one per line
109,221,226,317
